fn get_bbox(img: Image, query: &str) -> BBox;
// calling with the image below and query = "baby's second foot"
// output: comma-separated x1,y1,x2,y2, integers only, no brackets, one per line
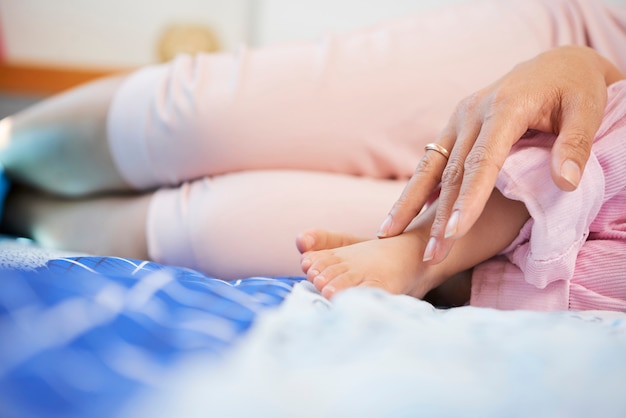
300,229,437,300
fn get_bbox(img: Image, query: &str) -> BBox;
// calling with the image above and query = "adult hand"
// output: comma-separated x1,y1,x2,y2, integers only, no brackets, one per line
377,45,625,264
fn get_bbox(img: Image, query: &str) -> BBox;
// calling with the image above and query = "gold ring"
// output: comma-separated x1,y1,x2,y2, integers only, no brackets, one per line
424,143,450,160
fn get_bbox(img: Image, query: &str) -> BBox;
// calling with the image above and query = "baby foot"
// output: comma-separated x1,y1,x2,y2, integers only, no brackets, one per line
296,228,364,253
298,228,367,277
300,229,439,300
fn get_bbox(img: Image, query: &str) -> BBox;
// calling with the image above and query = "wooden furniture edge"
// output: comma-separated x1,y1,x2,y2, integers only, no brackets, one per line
0,62,131,96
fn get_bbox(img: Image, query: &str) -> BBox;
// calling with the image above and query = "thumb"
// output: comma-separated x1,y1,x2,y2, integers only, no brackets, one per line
549,75,607,191
551,131,591,191
551,106,601,192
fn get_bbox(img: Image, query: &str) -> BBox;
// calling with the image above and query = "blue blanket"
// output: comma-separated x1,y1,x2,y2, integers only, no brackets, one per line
0,255,303,418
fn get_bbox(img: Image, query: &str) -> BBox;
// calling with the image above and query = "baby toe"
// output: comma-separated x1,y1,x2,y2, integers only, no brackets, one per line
321,271,363,299
305,253,339,282
312,263,348,291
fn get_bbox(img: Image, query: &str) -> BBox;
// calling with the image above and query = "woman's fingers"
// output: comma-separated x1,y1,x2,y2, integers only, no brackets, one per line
428,108,524,262
428,69,603,262
550,89,605,191
551,125,594,191
376,130,451,238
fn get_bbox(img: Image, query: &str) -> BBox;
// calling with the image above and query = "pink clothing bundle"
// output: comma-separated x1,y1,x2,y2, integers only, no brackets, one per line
106,0,626,310
472,80,626,311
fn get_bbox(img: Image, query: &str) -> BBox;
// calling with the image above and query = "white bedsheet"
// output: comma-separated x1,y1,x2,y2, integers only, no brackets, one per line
0,236,84,269
127,282,626,418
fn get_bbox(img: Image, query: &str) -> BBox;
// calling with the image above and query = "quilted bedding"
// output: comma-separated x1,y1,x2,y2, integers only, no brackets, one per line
1,237,625,418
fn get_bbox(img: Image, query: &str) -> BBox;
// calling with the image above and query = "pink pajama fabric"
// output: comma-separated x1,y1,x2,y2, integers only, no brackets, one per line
471,80,626,311
147,171,405,280
106,0,626,303
108,0,626,190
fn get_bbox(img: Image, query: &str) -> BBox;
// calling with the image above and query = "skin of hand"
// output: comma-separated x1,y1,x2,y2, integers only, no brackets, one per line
377,45,626,264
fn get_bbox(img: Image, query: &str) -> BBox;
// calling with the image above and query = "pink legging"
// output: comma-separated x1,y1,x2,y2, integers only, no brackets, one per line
106,0,626,279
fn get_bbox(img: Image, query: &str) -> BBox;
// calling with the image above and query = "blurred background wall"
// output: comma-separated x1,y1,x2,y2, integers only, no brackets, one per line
0,0,469,69
0,0,471,116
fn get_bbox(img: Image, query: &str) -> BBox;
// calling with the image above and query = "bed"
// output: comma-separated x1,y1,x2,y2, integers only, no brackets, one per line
1,236,625,418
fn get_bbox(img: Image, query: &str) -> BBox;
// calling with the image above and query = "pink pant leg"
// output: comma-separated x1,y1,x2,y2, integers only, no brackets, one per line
146,171,405,279
106,0,626,190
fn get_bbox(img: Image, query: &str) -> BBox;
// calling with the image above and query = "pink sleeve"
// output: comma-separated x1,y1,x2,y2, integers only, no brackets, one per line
568,81,626,311
471,81,626,311
496,140,603,289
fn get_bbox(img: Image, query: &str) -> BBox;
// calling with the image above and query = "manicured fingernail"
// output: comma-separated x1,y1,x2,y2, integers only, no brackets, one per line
423,237,437,262
444,210,460,238
377,215,393,237
561,159,581,188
